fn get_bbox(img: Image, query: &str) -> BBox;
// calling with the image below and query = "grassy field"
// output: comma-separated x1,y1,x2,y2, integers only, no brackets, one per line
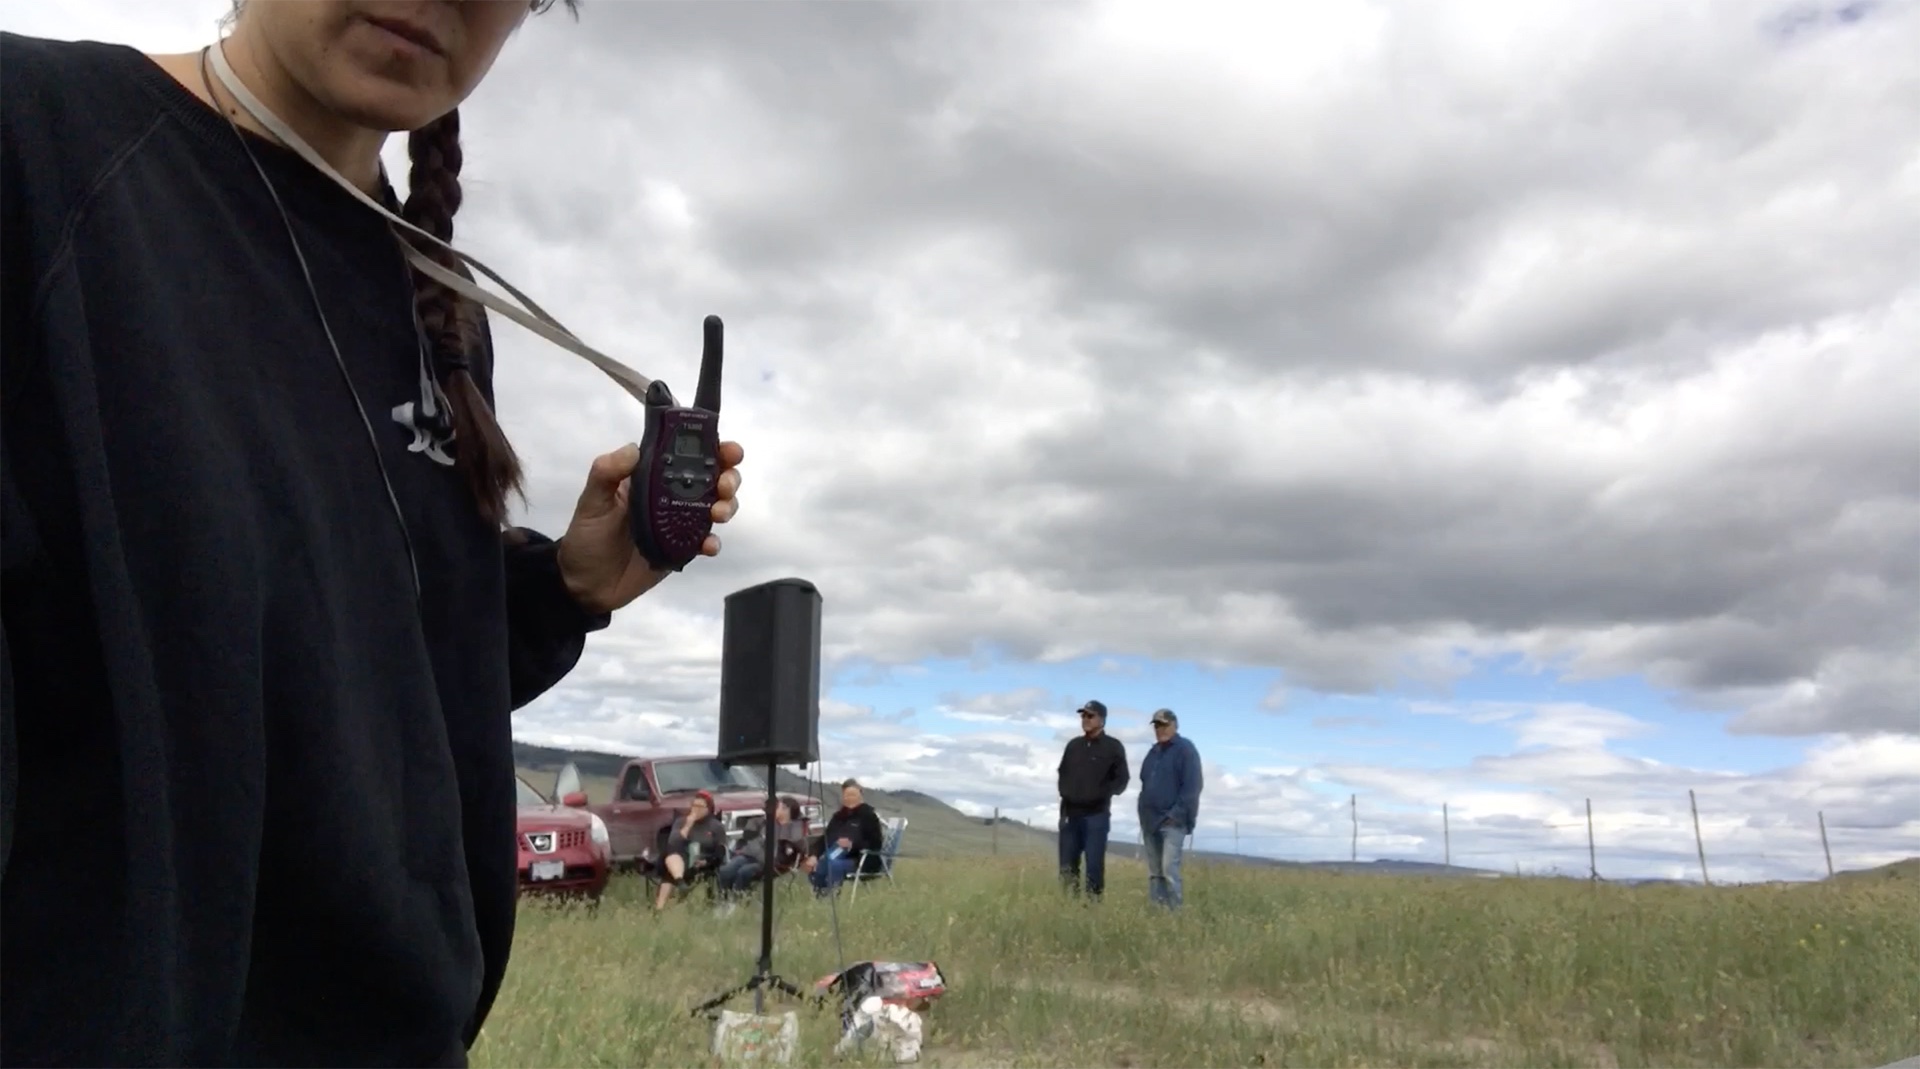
472,853,1919,1068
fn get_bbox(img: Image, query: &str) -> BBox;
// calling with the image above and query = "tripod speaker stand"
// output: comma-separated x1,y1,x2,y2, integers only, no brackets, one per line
692,578,825,1021
691,759,810,1020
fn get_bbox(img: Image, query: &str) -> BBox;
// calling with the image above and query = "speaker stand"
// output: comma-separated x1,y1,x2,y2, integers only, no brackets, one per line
692,761,810,1020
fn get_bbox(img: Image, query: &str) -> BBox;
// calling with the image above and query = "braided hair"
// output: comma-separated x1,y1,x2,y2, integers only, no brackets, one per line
225,0,583,524
400,108,524,524
402,0,581,525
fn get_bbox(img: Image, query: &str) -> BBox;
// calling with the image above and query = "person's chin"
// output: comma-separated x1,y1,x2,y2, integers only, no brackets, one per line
331,88,452,135
328,63,456,132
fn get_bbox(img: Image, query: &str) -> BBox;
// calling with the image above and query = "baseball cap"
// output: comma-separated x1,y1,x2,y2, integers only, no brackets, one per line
1077,700,1108,718
1150,708,1177,726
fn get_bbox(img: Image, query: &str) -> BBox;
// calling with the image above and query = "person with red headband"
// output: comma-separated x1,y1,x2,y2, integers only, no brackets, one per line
654,789,727,911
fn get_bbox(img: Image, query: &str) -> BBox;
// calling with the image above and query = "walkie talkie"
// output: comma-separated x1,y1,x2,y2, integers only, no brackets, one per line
630,315,724,572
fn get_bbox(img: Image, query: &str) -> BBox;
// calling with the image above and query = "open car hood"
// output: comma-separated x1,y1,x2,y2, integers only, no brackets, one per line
517,803,596,830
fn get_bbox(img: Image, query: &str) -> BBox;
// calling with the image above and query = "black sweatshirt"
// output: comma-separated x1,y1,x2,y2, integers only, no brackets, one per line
819,802,886,859
1057,732,1129,817
0,35,610,1067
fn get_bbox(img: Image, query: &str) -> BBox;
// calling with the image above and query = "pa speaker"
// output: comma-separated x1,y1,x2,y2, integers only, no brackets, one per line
717,577,822,767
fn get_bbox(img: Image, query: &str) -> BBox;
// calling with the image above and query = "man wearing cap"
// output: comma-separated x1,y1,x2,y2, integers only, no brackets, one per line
1056,700,1130,900
1136,708,1202,910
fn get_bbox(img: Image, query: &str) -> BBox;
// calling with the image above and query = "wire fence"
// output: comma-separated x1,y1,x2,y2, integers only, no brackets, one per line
980,791,1911,884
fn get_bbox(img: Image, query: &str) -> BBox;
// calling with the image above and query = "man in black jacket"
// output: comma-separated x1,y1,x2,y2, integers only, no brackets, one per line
811,779,886,896
1056,700,1129,899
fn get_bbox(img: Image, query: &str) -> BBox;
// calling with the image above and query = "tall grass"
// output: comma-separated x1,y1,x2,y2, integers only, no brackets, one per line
472,856,1920,1068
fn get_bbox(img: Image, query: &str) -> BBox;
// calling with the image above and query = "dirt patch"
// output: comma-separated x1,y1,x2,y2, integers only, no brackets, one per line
909,1047,1019,1069
996,974,1621,1068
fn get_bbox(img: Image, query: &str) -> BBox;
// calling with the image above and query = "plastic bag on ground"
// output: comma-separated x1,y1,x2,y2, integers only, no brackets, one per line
711,1009,799,1066
813,961,947,1015
833,996,922,1064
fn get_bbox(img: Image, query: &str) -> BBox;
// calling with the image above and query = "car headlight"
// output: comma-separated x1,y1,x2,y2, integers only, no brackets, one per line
587,813,611,851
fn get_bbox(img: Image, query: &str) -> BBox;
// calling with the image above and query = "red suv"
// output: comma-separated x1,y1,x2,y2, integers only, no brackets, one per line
515,770,611,900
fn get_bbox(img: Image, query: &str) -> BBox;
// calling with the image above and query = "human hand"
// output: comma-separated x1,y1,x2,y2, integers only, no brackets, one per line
836,837,852,850
556,440,745,613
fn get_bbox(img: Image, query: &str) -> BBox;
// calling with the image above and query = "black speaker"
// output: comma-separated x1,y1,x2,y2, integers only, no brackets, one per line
717,577,823,766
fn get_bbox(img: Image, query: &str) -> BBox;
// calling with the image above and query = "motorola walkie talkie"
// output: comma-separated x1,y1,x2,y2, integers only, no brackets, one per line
630,315,724,572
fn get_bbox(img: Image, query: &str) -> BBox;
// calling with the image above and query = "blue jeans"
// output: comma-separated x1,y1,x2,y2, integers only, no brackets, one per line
1058,811,1112,896
1141,819,1186,909
810,851,856,894
717,855,763,895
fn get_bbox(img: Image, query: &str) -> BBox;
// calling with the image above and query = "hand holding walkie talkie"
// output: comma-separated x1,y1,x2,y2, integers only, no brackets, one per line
550,314,740,614
631,315,729,572
206,43,742,604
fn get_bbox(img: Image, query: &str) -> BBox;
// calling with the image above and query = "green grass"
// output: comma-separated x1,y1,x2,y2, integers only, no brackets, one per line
472,854,1920,1068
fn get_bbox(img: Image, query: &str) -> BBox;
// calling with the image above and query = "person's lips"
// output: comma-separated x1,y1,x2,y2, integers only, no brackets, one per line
363,15,446,56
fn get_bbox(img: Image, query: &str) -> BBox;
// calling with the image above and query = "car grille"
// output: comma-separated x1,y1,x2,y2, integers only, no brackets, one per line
523,829,587,853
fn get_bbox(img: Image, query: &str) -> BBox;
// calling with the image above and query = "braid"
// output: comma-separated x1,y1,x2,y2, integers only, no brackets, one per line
401,108,525,525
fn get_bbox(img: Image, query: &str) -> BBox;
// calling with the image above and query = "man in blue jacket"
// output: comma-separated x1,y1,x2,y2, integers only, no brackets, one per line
1135,708,1203,909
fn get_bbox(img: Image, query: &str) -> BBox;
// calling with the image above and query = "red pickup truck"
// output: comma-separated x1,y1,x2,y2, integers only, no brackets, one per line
585,755,825,869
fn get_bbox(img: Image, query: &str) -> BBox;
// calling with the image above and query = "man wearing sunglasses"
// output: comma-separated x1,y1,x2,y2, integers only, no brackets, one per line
1056,700,1130,900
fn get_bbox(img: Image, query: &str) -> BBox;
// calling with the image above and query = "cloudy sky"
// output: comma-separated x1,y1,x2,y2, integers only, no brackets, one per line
14,0,1916,883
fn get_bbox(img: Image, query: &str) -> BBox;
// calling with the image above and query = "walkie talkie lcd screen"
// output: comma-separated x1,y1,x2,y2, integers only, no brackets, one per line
675,428,704,457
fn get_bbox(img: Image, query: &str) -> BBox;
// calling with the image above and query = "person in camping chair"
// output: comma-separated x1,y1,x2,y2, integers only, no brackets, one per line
716,798,811,902
653,790,728,911
810,779,885,896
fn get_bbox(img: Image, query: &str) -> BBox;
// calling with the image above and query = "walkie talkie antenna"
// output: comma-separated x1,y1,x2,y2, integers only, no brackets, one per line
628,314,728,572
694,315,724,414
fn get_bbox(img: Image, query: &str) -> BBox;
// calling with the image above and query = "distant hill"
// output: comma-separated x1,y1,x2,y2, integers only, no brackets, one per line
511,740,1498,876
1831,857,1919,882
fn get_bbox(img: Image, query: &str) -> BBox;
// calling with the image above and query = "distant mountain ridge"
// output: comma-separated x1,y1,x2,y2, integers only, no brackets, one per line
515,742,1920,883
511,740,1506,875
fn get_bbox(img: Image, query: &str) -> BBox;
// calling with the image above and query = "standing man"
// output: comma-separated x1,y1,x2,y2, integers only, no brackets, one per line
1137,708,1202,910
1057,700,1130,899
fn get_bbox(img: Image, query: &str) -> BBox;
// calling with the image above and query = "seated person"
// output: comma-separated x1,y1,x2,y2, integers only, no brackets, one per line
716,799,811,902
810,779,886,896
653,790,728,911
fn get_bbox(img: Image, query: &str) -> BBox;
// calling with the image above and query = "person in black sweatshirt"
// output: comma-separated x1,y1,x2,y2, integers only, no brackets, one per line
0,5,745,1066
1056,699,1129,899
811,779,886,896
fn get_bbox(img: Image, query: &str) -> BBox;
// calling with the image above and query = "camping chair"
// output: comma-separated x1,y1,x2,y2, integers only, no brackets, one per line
639,837,723,908
715,815,809,907
845,817,907,903
642,859,720,907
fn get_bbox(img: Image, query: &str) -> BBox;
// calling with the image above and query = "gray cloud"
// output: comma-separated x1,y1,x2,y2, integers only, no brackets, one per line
477,0,1920,737
11,0,1914,796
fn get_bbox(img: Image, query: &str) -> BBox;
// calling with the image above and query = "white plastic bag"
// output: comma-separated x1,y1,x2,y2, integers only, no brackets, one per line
834,996,922,1063
712,1009,799,1066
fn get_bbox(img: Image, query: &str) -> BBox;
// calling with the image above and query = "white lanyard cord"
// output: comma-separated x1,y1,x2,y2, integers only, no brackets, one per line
205,40,656,405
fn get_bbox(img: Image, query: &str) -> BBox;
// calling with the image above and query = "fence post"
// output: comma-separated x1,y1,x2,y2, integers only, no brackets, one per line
1819,811,1833,878
1234,821,1240,855
992,807,999,856
1586,798,1597,881
1350,794,1358,863
1689,789,1710,886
